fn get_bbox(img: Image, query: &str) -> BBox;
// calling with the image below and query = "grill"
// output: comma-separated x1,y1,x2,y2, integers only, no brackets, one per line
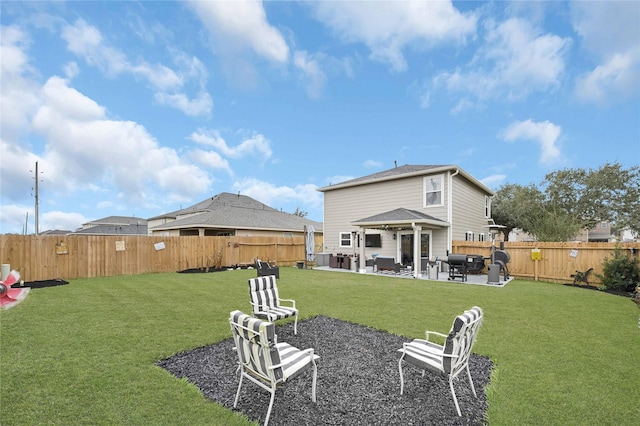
446,254,471,282
492,249,511,280
466,254,486,273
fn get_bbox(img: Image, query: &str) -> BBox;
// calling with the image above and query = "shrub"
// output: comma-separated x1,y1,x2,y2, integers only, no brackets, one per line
596,246,640,292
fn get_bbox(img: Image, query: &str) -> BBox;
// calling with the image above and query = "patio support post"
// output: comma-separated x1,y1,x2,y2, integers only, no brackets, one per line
359,229,367,273
412,224,421,279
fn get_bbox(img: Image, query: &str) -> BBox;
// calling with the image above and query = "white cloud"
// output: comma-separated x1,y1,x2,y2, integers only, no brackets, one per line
363,160,382,168
189,149,232,175
60,19,212,116
26,76,212,204
40,210,88,232
0,203,33,234
232,178,322,211
500,119,562,165
0,139,40,200
571,1,640,104
190,130,272,160
154,92,212,117
308,1,476,72
430,17,570,107
480,174,507,189
294,50,327,99
0,26,41,143
187,0,289,64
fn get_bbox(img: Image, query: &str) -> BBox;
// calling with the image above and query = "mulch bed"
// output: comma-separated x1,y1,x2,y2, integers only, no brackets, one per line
563,283,636,299
158,316,492,425
21,279,69,289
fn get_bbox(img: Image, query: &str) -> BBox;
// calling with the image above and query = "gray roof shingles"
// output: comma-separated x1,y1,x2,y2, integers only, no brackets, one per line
149,192,322,232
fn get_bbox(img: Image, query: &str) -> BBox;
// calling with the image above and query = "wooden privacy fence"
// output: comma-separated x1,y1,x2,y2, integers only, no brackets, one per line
0,235,323,281
451,240,640,285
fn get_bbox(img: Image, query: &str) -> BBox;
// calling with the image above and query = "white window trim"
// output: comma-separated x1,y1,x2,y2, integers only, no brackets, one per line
423,174,444,208
485,196,491,218
339,232,353,248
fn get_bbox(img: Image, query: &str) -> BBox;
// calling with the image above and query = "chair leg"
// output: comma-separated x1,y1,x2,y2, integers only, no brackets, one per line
398,358,405,395
466,365,477,398
311,358,318,402
264,385,276,426
294,313,298,335
233,372,244,408
449,377,462,416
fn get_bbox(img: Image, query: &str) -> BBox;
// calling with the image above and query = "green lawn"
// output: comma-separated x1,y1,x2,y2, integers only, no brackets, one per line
1,269,639,425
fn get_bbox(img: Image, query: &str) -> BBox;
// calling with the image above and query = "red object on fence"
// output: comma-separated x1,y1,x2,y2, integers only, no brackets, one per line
0,270,30,309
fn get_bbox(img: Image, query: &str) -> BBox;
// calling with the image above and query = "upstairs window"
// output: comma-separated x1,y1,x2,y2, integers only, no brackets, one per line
424,175,444,207
485,196,491,218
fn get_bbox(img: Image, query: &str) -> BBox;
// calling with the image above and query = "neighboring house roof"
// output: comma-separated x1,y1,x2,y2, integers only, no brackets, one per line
73,216,148,235
149,192,323,233
317,164,494,195
72,224,148,235
81,216,148,227
40,229,72,235
352,208,449,229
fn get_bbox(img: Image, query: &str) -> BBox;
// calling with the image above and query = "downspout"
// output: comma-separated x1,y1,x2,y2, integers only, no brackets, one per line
448,169,459,255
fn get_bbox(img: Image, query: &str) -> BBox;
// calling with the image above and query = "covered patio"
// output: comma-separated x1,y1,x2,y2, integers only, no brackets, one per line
314,264,513,287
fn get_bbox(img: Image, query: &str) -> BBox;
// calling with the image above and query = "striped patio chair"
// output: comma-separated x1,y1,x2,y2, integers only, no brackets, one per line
229,310,319,426
248,275,298,334
398,306,484,416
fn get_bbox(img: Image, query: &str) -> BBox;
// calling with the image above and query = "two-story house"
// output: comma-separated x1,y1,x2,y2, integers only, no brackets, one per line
317,164,494,277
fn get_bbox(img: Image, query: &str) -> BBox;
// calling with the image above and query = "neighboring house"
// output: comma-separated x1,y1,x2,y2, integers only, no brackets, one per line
72,216,148,235
619,228,638,242
147,192,323,237
317,164,494,276
576,221,628,242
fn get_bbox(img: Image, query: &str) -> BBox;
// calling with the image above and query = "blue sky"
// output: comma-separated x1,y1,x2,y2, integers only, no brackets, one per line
1,1,639,234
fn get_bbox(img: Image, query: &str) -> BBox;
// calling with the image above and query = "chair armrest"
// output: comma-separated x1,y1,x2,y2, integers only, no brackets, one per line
278,298,296,309
269,348,316,370
425,330,448,342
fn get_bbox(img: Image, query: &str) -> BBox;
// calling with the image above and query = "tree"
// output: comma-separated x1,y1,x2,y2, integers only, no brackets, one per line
491,183,544,241
543,162,640,235
292,207,308,218
491,162,639,241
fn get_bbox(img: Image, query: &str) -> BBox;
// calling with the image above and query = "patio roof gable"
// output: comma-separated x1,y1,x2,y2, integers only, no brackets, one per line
352,208,449,229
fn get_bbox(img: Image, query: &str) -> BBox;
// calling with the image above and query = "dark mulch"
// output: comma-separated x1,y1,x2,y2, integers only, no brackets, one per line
563,283,636,299
21,279,69,289
158,316,492,425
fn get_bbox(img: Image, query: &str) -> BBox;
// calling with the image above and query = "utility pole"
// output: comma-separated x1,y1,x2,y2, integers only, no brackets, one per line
35,161,39,235
31,161,43,235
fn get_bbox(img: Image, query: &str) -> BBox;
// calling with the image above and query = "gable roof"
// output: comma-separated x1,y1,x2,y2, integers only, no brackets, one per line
149,192,323,233
148,192,277,220
352,208,449,229
72,224,148,235
81,216,148,226
317,164,494,195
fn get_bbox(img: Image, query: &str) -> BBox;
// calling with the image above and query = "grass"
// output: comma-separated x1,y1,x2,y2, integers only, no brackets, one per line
1,268,639,425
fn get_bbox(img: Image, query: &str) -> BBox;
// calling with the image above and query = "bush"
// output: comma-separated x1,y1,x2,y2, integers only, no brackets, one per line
596,246,640,292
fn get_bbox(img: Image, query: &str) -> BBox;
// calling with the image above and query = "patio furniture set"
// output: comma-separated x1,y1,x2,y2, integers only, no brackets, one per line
229,274,484,425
